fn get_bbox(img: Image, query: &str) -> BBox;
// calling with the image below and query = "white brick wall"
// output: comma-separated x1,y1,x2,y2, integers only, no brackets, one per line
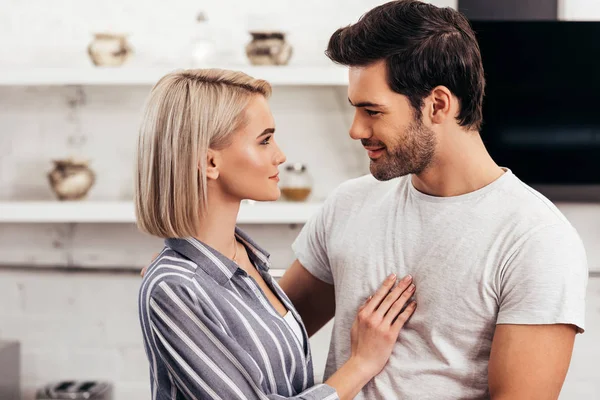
1,0,599,399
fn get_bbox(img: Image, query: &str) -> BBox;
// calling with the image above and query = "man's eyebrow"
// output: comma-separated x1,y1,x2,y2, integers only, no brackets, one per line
348,98,384,108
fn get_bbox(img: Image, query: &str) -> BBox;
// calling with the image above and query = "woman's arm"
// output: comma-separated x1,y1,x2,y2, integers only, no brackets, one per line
145,274,414,400
147,278,337,400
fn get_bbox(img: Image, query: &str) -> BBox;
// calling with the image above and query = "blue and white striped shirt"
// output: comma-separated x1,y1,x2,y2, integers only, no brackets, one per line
138,227,339,400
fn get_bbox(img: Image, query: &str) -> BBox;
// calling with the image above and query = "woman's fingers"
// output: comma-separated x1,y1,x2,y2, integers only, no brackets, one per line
358,295,372,311
383,283,416,326
362,273,398,314
391,300,417,331
140,252,160,277
375,275,413,318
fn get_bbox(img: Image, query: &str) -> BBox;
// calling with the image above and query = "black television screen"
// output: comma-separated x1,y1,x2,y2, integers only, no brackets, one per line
468,21,600,186
471,21,600,93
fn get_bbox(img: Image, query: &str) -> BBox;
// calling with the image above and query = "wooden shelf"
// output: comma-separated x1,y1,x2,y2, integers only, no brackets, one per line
0,66,348,86
0,201,323,224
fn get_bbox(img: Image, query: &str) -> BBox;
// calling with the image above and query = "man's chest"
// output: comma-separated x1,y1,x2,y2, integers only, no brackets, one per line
326,216,503,326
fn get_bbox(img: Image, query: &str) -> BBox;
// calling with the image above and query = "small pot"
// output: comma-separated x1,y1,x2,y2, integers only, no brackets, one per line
87,33,133,67
48,158,96,201
245,31,292,66
280,163,312,202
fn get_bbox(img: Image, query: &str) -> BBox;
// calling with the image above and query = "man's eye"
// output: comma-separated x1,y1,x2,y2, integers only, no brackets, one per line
365,109,381,116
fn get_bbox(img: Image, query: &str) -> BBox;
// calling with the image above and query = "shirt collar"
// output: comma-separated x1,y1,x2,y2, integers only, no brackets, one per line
165,227,271,286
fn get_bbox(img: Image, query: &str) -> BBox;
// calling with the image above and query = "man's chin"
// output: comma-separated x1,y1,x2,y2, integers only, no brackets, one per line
370,167,399,181
369,162,410,181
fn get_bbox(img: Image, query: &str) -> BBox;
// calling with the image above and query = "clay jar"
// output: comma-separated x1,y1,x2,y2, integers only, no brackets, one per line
48,158,96,200
280,163,312,202
245,31,292,66
87,33,133,67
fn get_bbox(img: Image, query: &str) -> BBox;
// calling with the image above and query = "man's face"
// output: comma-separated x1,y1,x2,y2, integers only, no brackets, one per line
348,60,437,181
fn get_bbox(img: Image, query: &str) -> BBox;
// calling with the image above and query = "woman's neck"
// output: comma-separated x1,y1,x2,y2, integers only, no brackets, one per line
195,190,241,261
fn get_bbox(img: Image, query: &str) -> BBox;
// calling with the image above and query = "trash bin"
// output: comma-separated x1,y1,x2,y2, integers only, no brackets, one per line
0,341,20,400
35,381,112,399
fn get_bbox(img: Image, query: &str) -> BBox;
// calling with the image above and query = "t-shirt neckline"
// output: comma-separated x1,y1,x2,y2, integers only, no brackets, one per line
408,168,512,204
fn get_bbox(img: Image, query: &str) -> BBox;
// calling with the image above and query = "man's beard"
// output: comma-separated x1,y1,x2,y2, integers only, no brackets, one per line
363,118,437,181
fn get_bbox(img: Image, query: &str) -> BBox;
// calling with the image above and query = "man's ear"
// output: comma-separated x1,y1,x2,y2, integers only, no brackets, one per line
205,149,220,180
426,85,453,125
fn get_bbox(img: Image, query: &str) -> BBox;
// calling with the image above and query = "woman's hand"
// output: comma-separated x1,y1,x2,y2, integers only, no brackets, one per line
350,273,416,377
140,252,160,277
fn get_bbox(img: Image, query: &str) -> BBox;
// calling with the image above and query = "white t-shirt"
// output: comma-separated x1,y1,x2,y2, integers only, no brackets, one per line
292,169,587,400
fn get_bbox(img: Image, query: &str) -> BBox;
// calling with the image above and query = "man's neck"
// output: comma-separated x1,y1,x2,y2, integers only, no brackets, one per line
412,129,504,197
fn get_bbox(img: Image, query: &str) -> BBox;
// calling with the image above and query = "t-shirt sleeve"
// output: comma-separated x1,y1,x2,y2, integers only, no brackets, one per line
497,223,588,333
291,194,337,285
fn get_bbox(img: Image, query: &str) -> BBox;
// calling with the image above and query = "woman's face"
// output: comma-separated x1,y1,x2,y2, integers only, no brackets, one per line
213,95,286,202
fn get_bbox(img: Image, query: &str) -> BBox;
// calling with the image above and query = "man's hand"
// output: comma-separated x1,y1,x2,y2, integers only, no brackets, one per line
488,324,577,400
140,252,160,277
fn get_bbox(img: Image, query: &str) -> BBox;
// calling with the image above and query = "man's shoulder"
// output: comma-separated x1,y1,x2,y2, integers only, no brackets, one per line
486,173,583,259
497,173,571,228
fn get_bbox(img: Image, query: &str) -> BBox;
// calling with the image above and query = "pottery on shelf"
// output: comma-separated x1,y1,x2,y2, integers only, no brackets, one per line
190,12,217,67
87,33,133,67
280,163,312,202
245,31,292,66
48,158,96,201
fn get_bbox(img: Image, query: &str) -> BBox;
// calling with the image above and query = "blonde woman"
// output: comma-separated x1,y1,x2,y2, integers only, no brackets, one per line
136,69,417,400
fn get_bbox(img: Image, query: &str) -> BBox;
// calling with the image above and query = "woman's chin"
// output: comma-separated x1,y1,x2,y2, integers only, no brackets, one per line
244,189,281,203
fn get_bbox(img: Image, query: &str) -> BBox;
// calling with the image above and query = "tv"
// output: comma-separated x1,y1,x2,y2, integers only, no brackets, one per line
469,21,600,195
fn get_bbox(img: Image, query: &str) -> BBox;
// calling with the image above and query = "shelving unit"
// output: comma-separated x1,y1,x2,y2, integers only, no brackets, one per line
0,201,323,224
0,65,349,86
0,65,341,226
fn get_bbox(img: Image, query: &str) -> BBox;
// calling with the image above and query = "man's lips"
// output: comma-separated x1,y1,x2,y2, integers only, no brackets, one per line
364,146,385,158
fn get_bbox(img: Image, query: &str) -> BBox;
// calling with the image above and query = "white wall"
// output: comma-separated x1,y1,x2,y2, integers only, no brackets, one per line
560,0,600,20
1,0,599,399
0,0,457,68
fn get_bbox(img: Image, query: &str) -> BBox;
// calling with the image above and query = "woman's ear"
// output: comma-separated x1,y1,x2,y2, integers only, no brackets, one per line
205,149,220,180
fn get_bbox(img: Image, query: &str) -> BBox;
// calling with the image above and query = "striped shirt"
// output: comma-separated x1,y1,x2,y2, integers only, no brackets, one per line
138,227,339,400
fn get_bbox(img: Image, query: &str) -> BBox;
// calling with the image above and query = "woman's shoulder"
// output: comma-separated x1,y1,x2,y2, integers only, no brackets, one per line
140,248,199,296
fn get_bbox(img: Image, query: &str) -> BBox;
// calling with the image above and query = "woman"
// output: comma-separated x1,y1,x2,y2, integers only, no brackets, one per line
136,69,417,400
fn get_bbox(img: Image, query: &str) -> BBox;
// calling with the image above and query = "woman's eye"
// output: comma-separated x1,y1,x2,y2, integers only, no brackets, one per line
365,109,381,117
260,136,272,145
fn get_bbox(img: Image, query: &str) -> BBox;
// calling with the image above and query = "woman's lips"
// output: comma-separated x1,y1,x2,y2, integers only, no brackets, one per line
269,173,279,181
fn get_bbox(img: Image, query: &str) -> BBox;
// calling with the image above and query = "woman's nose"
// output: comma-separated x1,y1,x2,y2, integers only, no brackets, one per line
276,150,287,165
274,143,286,165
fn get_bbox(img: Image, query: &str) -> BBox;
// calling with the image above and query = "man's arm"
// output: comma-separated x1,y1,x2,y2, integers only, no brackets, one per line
488,324,577,400
279,260,335,337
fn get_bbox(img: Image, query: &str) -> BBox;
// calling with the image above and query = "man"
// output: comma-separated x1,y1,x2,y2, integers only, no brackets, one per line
279,1,588,399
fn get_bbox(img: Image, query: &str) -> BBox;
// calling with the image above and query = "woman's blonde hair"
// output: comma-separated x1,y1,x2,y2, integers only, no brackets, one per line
134,69,272,238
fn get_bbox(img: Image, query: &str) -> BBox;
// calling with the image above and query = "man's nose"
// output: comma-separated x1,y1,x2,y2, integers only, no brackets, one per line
349,113,371,140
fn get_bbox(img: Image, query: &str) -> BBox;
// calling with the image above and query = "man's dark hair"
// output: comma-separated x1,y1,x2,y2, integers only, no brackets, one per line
326,0,485,131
